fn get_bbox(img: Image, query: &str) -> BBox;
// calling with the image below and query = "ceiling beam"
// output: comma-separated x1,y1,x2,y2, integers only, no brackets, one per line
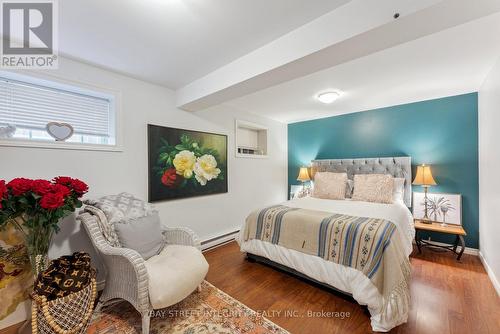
176,0,500,111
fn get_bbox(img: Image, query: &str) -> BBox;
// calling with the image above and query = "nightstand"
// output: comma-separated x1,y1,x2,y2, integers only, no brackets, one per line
414,219,467,261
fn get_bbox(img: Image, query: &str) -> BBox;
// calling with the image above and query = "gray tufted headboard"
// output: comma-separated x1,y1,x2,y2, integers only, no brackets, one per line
310,157,412,207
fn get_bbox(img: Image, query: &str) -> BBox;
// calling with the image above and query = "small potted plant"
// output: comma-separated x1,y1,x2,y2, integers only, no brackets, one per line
0,177,88,277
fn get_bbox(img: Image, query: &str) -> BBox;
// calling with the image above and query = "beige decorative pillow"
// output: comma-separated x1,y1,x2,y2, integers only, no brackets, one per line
352,174,395,204
312,172,347,200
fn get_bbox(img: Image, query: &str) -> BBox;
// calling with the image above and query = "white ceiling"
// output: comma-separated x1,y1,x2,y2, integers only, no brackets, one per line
224,12,500,123
53,1,500,122
59,0,347,89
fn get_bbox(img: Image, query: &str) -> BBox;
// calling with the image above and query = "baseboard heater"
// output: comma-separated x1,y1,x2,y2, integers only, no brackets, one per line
201,230,239,251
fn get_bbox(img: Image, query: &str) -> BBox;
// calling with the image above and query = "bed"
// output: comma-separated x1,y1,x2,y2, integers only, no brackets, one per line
237,157,415,332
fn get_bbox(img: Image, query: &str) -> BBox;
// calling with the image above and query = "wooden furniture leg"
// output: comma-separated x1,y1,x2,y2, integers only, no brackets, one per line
415,230,422,254
457,235,465,261
452,235,459,253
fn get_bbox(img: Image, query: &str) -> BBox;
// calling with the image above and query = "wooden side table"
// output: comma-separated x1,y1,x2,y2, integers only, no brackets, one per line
414,219,467,261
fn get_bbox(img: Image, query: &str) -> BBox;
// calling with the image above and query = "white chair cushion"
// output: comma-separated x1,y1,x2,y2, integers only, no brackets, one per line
145,244,209,309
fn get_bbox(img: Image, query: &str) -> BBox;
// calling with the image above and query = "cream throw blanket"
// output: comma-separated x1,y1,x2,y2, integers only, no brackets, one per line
243,205,411,326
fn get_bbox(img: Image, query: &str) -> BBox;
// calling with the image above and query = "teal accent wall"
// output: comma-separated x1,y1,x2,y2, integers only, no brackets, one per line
288,93,479,248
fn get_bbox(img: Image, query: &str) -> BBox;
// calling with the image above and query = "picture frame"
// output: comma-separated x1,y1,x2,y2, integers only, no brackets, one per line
290,185,302,199
290,185,311,199
412,192,462,225
148,124,228,202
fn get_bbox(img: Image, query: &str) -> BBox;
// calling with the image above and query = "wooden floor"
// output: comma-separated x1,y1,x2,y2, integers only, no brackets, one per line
2,241,498,334
0,324,20,334
204,241,500,334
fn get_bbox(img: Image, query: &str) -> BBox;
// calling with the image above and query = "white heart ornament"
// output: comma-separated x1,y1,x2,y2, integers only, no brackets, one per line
46,122,74,141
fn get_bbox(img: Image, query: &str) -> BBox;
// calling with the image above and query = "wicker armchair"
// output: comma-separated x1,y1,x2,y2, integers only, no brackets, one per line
78,211,208,334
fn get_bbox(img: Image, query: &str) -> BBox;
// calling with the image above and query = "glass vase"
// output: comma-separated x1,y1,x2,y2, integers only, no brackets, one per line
23,217,54,278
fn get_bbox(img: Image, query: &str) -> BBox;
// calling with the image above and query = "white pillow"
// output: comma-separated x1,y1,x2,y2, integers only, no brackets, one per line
312,172,348,200
392,177,406,203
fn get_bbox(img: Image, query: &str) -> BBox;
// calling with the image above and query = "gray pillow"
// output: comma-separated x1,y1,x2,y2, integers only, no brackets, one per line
114,212,164,260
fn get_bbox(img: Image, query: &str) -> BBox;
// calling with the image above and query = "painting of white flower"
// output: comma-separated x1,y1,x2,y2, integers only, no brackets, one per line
194,155,221,186
148,125,227,201
173,150,196,178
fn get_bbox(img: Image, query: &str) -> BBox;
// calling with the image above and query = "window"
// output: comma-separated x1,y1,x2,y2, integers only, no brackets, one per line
0,73,117,149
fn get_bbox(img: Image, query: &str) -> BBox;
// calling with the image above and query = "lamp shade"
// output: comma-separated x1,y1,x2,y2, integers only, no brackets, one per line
412,164,437,186
297,167,310,182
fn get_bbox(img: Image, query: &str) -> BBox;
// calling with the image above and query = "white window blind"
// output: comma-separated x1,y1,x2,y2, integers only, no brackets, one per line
0,77,112,138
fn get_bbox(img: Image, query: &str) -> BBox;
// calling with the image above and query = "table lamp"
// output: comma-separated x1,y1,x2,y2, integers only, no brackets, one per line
297,167,311,190
412,164,437,222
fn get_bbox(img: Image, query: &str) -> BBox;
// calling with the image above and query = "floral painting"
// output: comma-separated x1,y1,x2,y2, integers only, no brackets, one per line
148,125,227,202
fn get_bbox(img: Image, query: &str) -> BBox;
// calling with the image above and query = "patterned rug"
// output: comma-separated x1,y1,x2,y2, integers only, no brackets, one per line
87,281,289,334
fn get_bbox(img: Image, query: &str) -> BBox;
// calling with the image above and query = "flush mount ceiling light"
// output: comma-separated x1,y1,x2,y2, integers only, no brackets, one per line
317,91,341,104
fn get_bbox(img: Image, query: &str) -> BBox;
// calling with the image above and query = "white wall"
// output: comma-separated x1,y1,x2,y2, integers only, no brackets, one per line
0,58,287,328
478,56,500,296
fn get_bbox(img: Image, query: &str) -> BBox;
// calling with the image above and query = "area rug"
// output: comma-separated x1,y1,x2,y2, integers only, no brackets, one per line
87,281,289,334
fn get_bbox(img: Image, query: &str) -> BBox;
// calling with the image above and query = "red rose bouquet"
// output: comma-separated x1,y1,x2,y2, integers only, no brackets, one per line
0,176,88,276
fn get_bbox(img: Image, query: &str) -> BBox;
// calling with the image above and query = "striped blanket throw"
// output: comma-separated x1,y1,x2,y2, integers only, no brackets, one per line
243,205,411,324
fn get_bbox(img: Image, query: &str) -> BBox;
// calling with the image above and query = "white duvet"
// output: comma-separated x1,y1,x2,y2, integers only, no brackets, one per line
237,197,415,332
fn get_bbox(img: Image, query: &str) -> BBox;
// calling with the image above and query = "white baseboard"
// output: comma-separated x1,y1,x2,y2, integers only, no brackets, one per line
478,251,500,297
201,230,239,251
412,239,478,256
